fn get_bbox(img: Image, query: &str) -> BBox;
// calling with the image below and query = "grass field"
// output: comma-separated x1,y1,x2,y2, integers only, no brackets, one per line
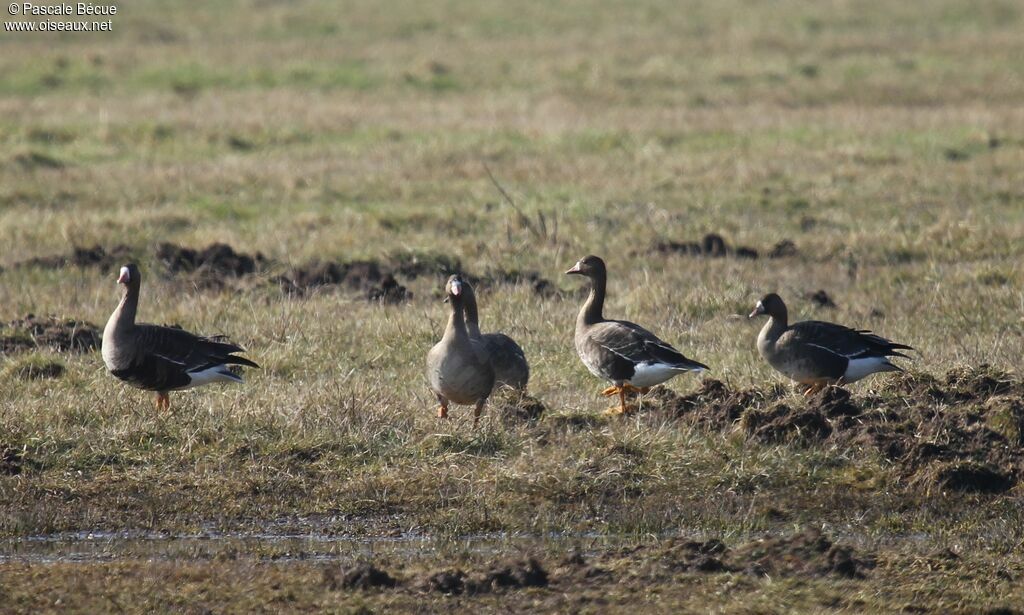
2,0,1024,612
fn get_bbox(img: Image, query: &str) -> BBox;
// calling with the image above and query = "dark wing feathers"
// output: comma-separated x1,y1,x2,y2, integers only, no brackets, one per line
481,333,529,389
135,324,260,373
591,320,707,371
789,321,913,359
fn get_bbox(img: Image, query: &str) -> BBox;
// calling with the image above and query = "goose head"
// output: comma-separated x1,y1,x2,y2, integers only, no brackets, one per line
749,293,786,319
117,263,142,293
565,255,606,279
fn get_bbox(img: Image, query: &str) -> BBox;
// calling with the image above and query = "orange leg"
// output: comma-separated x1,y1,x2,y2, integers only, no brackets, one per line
605,388,632,415
155,392,170,411
802,382,827,397
602,383,649,415
434,392,450,419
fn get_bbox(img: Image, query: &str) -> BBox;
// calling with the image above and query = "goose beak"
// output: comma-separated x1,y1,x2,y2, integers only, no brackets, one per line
450,280,462,297
565,263,582,275
748,302,765,318
117,266,130,285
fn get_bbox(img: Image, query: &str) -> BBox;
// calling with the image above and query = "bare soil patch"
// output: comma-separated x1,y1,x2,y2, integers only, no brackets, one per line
416,558,549,594
322,564,398,590
646,366,1024,493
0,315,101,354
12,244,134,272
156,242,268,283
4,358,66,380
649,233,797,260
649,528,873,579
275,260,412,303
467,269,558,298
491,388,547,424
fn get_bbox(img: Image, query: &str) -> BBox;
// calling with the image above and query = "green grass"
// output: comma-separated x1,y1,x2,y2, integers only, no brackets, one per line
2,0,1024,611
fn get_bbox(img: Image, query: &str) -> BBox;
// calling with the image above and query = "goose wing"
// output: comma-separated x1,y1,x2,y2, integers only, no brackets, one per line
587,320,709,373
786,320,913,359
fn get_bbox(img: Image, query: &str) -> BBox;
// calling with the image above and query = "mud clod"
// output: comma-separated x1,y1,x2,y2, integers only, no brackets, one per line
157,242,267,281
388,251,461,279
471,269,557,297
646,379,785,430
14,244,134,272
419,570,467,594
323,563,398,590
467,558,549,593
733,528,874,579
419,558,548,594
4,358,65,380
810,386,859,418
492,388,546,423
1,445,26,476
645,367,1024,493
929,462,1014,494
276,260,412,303
662,540,733,573
650,233,795,260
367,273,412,304
0,315,101,354
654,530,872,579
12,151,64,170
741,404,832,444
809,289,837,308
768,240,798,258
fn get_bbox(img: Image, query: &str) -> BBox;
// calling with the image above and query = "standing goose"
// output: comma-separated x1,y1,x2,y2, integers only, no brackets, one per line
461,280,529,390
566,255,709,415
102,264,259,410
749,293,913,395
426,274,496,425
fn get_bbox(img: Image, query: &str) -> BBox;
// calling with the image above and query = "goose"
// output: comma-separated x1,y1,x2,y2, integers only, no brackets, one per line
460,280,529,390
102,264,259,410
566,255,708,414
425,274,496,425
749,292,913,395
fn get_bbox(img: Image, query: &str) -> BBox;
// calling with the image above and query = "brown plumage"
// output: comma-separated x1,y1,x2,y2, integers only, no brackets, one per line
566,255,708,414
460,280,529,391
102,264,259,410
749,292,912,394
425,274,495,425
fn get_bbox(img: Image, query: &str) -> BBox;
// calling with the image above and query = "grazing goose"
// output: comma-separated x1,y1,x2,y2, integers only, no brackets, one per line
102,264,259,410
749,293,913,395
566,255,709,415
426,274,496,425
461,280,529,390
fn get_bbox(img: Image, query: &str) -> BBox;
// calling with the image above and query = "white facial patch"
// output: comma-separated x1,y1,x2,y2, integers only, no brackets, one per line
118,266,130,283
451,280,462,296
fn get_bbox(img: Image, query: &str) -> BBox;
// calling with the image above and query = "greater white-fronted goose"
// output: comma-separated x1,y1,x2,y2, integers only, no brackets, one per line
566,255,709,414
461,280,529,390
425,274,496,425
749,293,913,394
102,264,259,410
